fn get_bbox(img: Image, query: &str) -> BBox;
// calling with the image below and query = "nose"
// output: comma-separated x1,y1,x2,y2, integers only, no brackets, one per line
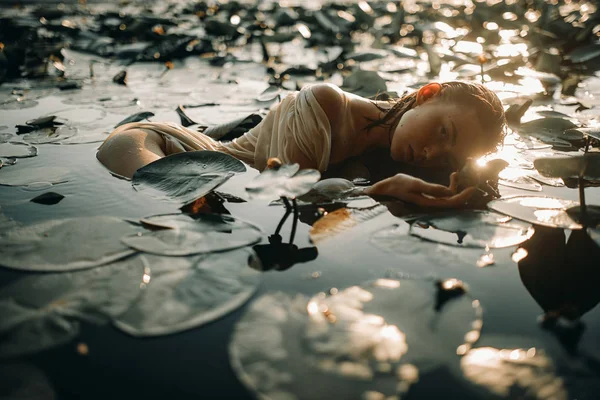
422,143,450,165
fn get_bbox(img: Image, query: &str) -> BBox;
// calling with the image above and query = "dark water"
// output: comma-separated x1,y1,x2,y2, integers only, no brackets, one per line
1,1,600,399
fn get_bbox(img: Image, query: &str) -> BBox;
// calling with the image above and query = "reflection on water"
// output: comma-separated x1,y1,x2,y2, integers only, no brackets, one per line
518,226,600,330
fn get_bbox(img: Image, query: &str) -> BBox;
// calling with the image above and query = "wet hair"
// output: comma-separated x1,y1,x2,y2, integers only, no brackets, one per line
364,81,506,153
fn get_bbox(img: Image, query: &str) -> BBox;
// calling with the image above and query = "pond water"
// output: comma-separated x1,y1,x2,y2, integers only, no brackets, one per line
1,0,600,399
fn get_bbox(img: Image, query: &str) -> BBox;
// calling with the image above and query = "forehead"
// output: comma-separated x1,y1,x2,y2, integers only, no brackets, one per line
444,103,490,157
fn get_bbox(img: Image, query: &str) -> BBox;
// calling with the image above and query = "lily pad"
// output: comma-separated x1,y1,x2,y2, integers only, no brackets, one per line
0,142,37,158
246,164,321,200
22,126,77,144
230,278,482,400
517,118,580,144
299,178,365,202
114,249,261,337
121,213,262,256
132,151,246,205
0,255,148,358
409,211,534,249
0,216,141,271
487,196,583,230
0,167,69,187
568,127,600,141
534,154,600,180
256,85,281,102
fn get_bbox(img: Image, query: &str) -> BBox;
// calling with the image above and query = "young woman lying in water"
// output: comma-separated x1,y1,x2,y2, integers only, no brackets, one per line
97,81,505,208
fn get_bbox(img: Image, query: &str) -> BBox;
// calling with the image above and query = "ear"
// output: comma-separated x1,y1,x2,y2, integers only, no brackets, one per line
416,82,442,105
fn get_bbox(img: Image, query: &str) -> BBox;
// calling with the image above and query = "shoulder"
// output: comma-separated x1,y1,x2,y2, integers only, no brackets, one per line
304,83,345,124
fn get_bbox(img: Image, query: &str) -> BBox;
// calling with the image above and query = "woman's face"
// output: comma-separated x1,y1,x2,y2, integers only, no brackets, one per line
390,98,490,170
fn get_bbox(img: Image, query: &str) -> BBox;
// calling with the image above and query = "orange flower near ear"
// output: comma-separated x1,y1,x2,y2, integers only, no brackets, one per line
266,157,282,169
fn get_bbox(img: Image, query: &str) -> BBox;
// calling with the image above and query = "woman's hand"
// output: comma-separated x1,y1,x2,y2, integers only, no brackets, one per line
363,172,475,208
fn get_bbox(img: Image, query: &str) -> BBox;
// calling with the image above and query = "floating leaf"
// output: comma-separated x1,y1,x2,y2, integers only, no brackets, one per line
345,50,388,63
534,154,600,180
114,111,154,128
175,105,196,127
203,113,263,141
310,204,388,244
114,249,261,337
246,164,320,200
25,115,57,127
230,279,482,400
505,99,532,127
121,213,262,256
487,196,583,229
409,211,534,249
30,192,65,205
0,166,69,187
0,216,140,271
0,142,37,158
0,255,148,358
132,151,246,205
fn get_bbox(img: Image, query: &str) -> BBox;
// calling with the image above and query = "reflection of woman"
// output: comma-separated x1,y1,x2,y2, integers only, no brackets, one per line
97,81,505,207
518,226,600,321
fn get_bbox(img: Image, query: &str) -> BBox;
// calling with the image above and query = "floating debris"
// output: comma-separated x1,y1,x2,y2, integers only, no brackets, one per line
30,192,65,205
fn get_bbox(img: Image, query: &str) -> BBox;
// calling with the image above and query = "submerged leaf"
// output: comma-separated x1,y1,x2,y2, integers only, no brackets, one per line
0,167,69,187
114,249,261,337
0,142,37,158
246,164,321,200
409,211,534,249
0,216,140,271
22,126,77,144
132,151,246,205
0,255,147,358
230,279,482,400
310,204,388,244
121,213,262,256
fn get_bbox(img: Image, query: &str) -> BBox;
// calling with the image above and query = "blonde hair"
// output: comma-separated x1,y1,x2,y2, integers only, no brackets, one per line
364,81,506,153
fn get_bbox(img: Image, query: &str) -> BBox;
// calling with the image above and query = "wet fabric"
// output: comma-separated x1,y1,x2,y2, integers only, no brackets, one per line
105,85,333,172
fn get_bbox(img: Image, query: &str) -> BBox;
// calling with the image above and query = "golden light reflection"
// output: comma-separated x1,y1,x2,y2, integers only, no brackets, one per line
519,197,568,209
307,301,319,315
533,210,565,224
476,252,495,268
76,342,89,356
453,41,483,55
375,279,401,289
296,23,311,39
484,22,498,30
511,247,528,263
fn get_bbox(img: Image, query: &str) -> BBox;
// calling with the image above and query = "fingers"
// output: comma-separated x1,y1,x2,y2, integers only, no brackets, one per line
449,172,458,193
407,187,475,208
415,181,453,197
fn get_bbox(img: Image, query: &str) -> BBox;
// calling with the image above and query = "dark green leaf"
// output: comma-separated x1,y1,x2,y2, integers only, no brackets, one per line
114,111,154,128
